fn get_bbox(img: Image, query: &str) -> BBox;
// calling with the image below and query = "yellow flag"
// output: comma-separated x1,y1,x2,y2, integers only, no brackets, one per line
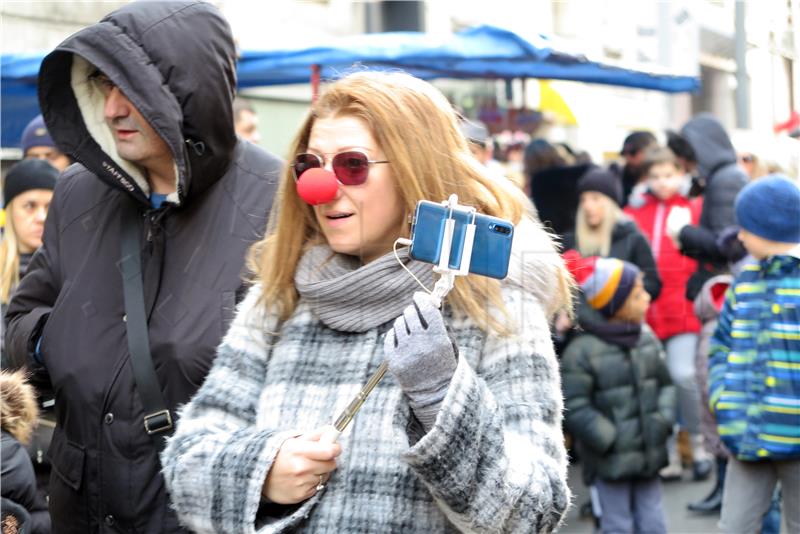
539,80,577,126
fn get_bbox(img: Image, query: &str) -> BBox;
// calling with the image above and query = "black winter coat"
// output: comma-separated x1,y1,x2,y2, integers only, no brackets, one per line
528,163,593,238
1,431,50,534
678,113,748,300
561,325,675,485
4,2,281,532
563,219,661,300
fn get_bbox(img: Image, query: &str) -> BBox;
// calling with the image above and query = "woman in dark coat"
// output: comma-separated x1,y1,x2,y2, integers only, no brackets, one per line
562,168,661,299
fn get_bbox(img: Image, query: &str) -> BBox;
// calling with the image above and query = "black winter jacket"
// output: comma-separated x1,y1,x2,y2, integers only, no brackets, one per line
528,163,593,238
678,113,748,300
561,324,675,485
4,2,281,532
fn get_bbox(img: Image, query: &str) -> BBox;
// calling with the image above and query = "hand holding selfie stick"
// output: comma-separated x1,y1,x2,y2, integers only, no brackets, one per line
320,194,476,445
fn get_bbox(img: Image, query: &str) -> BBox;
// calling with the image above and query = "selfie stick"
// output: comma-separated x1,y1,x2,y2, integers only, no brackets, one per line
430,194,477,306
320,194,476,444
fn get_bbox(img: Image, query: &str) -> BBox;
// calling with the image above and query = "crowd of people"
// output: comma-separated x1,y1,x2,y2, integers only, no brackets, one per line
1,2,798,534
518,118,798,533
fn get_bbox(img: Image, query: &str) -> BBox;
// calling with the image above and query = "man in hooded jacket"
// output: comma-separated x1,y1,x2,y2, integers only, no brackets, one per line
667,113,747,301
4,2,281,532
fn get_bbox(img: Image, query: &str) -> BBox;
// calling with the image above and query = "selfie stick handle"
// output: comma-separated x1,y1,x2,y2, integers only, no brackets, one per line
321,359,389,443
320,426,341,443
430,194,475,307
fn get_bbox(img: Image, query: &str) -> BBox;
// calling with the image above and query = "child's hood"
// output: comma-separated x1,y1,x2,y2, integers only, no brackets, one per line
693,274,733,322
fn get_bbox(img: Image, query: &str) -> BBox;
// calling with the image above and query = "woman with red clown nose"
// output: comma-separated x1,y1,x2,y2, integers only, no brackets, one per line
162,71,574,533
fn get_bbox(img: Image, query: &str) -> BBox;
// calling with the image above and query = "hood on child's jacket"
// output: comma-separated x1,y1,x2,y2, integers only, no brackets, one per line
0,370,39,445
693,274,733,323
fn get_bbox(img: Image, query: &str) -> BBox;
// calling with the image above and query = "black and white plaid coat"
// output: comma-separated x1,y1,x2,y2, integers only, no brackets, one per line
162,221,571,533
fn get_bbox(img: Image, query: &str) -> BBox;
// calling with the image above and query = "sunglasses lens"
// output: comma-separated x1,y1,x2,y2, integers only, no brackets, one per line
293,154,321,180
332,151,370,185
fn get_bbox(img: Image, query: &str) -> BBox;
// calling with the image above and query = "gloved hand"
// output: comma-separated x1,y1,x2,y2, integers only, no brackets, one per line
383,292,458,432
716,225,748,262
666,205,691,246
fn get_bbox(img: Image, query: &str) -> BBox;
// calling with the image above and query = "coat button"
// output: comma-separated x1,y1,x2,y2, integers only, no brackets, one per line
104,413,114,425
105,514,115,526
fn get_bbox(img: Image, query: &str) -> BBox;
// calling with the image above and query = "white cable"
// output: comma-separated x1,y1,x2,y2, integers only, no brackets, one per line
393,238,433,295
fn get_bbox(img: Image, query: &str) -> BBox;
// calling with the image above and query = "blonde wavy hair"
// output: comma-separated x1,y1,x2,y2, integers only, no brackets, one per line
574,194,624,257
1,202,22,305
249,71,570,333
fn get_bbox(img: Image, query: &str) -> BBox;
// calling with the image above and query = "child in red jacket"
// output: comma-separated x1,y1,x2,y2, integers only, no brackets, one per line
624,147,710,481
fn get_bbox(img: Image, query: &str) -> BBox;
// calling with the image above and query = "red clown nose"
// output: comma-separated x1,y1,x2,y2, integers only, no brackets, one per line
296,168,338,205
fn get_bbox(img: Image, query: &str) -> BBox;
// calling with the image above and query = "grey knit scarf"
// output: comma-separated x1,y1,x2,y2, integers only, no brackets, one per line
295,245,434,333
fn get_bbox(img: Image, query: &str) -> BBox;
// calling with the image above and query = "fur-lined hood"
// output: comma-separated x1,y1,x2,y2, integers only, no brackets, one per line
37,1,238,207
0,370,39,445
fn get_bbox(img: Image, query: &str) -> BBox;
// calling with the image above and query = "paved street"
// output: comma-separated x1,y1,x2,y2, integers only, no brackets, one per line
559,461,726,534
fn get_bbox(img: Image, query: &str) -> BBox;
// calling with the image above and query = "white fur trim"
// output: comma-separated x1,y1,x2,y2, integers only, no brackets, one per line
70,55,181,204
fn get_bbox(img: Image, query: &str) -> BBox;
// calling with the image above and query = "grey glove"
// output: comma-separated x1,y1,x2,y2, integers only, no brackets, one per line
384,292,458,432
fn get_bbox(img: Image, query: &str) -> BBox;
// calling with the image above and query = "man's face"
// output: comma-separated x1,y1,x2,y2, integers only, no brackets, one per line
622,147,646,168
94,73,172,172
25,146,71,173
738,153,756,178
235,109,260,144
675,156,697,175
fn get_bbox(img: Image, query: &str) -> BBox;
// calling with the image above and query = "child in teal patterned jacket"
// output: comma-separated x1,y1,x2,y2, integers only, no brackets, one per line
708,175,800,533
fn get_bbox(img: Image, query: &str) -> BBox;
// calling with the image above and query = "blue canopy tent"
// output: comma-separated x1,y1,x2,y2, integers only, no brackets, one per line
2,53,52,149
236,26,699,93
2,25,699,149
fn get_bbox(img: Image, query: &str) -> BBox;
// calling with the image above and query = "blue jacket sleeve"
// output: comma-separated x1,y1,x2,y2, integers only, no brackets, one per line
708,287,735,412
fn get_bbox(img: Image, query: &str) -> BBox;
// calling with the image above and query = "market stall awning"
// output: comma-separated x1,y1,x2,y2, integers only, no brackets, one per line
236,25,699,93
1,25,699,149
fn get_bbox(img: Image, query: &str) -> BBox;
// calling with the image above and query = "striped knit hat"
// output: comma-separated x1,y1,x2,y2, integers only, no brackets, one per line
563,250,641,318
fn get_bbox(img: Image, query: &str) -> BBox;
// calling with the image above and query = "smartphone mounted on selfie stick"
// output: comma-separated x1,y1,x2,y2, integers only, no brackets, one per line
420,194,479,306
409,198,514,282
320,194,513,444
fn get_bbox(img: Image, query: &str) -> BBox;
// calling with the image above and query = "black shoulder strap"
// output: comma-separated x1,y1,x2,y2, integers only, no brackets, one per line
119,201,173,452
